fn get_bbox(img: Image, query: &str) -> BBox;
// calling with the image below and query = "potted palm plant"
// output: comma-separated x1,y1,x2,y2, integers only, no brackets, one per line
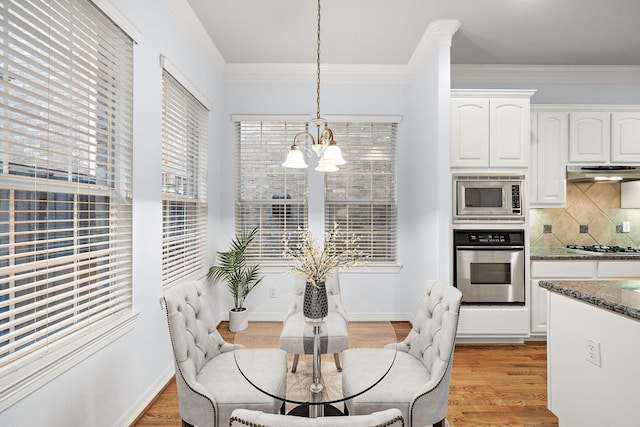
208,226,263,331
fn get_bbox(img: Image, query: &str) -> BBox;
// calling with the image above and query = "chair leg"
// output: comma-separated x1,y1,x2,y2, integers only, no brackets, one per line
433,419,444,427
292,354,300,373
182,420,194,427
333,353,342,372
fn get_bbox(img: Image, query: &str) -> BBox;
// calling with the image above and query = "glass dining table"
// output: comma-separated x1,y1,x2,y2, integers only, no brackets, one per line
233,296,398,418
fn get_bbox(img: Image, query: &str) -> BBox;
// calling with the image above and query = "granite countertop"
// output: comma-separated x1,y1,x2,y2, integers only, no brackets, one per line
539,279,640,321
530,247,640,261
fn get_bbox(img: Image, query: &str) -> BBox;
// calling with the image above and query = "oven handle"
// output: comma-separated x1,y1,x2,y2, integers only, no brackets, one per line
455,246,524,250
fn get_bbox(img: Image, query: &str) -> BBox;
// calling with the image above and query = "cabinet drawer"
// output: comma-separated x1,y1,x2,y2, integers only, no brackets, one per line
598,261,640,278
531,261,596,278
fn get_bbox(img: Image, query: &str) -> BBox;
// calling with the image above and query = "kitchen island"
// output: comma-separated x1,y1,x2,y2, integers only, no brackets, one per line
539,279,640,426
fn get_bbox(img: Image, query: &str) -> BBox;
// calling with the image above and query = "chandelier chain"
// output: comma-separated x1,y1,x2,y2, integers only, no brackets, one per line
316,0,321,120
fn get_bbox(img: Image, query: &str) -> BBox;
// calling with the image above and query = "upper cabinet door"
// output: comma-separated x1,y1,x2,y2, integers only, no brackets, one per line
531,112,568,206
611,113,640,163
489,98,530,168
568,112,610,163
451,98,490,167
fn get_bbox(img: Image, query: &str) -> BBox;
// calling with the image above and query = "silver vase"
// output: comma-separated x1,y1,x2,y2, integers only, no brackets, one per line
303,279,328,321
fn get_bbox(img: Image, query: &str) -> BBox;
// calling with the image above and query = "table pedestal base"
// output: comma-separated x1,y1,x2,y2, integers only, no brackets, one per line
287,404,344,417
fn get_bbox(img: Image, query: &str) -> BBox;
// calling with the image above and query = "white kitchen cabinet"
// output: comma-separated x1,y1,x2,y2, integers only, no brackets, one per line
530,259,640,336
621,181,640,208
611,113,640,163
530,112,568,206
530,260,596,335
451,90,534,168
451,97,490,167
568,112,610,164
530,280,548,334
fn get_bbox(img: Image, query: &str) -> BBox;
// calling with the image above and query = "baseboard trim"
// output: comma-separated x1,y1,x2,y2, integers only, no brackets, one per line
116,365,175,427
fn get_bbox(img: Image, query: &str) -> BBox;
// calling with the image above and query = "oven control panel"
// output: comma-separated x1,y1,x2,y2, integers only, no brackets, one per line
469,233,508,244
454,230,524,246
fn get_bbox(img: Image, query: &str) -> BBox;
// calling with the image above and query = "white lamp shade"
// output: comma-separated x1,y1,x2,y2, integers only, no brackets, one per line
321,143,346,166
282,147,308,169
315,158,339,172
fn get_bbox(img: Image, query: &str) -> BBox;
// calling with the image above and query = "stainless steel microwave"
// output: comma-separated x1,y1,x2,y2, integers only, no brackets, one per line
453,174,525,222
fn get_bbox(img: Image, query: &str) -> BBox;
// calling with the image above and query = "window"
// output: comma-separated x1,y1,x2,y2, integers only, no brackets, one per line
324,121,398,263
234,117,309,261
0,0,133,405
161,68,208,285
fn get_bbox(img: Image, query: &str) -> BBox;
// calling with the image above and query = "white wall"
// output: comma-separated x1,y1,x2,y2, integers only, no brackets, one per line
221,80,416,316
1,1,223,425
401,46,455,314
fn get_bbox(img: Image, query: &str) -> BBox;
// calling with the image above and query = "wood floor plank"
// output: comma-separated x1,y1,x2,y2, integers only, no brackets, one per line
133,322,558,427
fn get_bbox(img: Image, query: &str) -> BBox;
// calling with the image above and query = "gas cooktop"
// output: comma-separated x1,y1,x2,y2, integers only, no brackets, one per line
566,244,640,254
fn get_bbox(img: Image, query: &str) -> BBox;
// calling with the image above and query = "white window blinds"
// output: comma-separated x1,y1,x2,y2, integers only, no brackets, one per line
235,119,308,261
0,0,133,367
324,121,398,262
161,69,208,285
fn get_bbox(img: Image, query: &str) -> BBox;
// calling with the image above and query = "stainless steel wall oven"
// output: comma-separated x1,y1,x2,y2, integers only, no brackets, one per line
453,230,525,304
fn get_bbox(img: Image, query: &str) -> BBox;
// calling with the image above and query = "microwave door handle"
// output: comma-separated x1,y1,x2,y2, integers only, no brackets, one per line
455,246,525,250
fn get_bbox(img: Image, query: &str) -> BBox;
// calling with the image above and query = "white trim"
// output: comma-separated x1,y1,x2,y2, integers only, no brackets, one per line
91,0,142,42
116,365,175,427
257,264,403,275
451,89,537,99
452,64,640,84
324,115,403,124
161,0,226,74
230,114,310,122
531,104,640,112
0,311,139,411
407,19,461,78
161,55,213,111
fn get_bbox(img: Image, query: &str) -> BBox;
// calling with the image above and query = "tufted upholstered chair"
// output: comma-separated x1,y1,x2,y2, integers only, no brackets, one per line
162,280,287,427
341,280,462,427
279,269,348,372
229,408,405,427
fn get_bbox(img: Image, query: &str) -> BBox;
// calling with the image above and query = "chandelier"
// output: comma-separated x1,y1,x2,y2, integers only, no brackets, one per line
282,0,345,173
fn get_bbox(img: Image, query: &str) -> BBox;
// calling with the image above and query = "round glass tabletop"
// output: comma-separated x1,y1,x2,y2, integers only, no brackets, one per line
233,296,397,415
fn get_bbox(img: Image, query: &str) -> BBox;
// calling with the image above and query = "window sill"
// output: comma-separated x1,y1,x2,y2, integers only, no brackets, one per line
259,263,403,275
0,310,139,411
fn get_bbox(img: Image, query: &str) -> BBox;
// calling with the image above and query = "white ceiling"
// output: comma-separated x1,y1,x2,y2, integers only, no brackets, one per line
186,0,640,66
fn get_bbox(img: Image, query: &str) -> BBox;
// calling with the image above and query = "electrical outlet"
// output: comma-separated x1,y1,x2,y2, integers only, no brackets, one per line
269,286,277,298
584,337,601,367
623,221,631,233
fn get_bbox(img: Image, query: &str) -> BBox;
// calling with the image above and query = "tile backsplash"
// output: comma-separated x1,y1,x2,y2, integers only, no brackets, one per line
530,182,640,248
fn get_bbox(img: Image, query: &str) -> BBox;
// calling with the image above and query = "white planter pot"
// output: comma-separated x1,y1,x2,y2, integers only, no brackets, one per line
228,308,248,332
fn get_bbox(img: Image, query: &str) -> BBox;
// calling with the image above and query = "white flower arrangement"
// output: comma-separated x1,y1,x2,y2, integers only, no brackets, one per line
283,223,366,287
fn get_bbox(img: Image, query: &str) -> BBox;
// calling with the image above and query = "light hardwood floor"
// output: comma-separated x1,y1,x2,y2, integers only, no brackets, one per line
133,321,558,427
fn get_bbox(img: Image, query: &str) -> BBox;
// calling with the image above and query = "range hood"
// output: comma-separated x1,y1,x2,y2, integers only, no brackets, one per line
567,166,640,183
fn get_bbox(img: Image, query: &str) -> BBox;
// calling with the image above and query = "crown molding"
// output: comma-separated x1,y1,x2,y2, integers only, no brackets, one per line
162,0,226,74
165,2,638,86
451,89,537,99
531,104,640,112
222,19,459,82
407,19,461,78
452,64,640,84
